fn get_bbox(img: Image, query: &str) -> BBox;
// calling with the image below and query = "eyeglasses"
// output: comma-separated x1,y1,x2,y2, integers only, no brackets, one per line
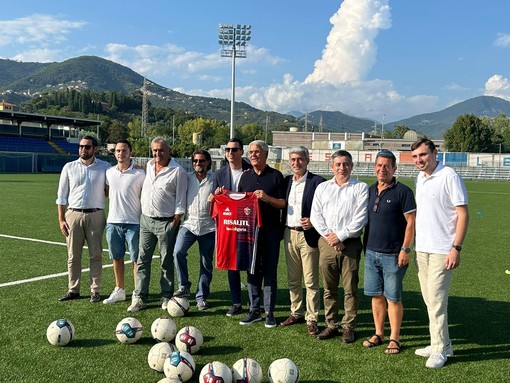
377,149,395,159
225,147,240,152
79,145,92,150
372,195,381,213
193,159,206,164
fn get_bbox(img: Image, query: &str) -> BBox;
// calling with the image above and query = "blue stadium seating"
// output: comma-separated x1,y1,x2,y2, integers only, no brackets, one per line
0,136,58,154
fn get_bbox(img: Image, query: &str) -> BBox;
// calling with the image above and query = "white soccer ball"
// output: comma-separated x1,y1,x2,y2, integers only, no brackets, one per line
163,350,195,382
148,342,178,372
175,326,203,354
199,361,232,383
115,317,143,344
46,319,75,346
167,296,190,317
157,378,182,383
232,357,263,383
151,316,177,342
268,358,300,383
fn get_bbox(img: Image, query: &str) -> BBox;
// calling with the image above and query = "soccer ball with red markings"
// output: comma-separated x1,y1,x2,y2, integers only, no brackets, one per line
268,358,299,383
232,357,263,383
199,361,232,383
163,350,195,382
115,317,143,344
175,326,203,354
46,319,75,346
167,296,190,317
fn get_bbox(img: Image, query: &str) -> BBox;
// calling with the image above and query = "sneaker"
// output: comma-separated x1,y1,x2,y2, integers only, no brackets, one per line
127,297,146,313
160,297,170,310
173,287,190,297
103,287,126,304
226,304,243,317
90,292,101,303
426,352,447,368
415,343,453,357
197,300,209,311
58,292,80,301
239,311,262,325
265,312,277,328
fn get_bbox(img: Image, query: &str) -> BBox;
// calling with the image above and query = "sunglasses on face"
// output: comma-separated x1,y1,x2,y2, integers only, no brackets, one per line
79,145,92,150
373,195,381,213
225,147,240,153
193,159,206,164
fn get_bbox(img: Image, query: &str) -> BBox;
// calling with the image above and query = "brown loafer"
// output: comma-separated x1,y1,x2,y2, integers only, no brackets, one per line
316,326,338,340
307,321,320,336
280,315,305,327
342,328,356,343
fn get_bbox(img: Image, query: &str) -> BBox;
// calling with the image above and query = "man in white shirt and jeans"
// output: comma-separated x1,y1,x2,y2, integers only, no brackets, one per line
56,135,110,303
411,138,469,368
103,140,145,304
127,137,187,312
173,149,215,311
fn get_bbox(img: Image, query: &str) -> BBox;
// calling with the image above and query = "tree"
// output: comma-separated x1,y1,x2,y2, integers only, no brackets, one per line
444,114,493,152
484,113,510,153
392,124,410,139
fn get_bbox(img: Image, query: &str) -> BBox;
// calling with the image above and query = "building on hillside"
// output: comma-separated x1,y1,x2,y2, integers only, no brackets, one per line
0,101,17,111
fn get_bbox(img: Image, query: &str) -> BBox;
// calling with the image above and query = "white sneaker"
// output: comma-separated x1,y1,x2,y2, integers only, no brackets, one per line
426,352,447,368
415,343,453,357
127,297,146,312
160,297,170,310
103,287,126,304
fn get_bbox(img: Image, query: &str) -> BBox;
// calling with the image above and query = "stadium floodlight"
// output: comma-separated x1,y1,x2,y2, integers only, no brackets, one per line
218,23,251,138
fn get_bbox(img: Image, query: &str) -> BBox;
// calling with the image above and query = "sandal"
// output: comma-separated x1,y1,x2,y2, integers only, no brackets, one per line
362,334,383,348
385,339,401,354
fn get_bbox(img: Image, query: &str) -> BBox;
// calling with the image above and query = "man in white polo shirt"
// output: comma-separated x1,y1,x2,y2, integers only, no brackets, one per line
411,138,469,369
103,140,145,304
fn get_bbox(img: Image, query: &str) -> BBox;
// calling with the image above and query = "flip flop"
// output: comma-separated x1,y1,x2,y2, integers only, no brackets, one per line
362,334,383,348
385,339,401,355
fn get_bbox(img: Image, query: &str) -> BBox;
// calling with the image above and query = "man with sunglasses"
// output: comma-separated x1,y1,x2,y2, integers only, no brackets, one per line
56,135,111,303
362,149,416,355
173,150,215,311
212,138,252,316
310,150,368,343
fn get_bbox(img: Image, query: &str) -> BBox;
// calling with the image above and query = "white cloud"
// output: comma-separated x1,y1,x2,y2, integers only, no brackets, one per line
484,74,510,101
494,33,510,47
12,48,62,63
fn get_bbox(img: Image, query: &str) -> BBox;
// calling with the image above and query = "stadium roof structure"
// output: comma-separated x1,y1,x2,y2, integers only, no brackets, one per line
0,110,101,138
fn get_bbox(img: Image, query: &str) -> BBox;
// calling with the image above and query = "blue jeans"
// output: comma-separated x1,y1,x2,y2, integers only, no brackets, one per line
173,227,215,302
364,249,408,302
106,223,140,262
134,215,179,301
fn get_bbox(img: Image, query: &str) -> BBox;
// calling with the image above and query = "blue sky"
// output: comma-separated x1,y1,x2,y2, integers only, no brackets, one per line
2,0,510,122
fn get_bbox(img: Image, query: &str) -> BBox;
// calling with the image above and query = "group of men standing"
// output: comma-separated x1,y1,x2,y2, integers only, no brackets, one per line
56,135,468,369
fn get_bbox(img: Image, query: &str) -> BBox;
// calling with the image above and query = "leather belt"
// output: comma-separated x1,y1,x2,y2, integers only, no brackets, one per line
288,226,304,232
69,208,102,213
150,216,175,221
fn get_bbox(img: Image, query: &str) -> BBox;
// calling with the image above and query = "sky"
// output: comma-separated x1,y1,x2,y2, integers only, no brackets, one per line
2,0,510,123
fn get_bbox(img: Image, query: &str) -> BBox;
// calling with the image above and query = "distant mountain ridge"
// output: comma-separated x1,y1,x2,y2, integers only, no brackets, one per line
1,55,510,138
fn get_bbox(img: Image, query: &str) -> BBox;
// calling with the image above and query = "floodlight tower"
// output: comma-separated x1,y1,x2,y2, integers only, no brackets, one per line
218,24,251,138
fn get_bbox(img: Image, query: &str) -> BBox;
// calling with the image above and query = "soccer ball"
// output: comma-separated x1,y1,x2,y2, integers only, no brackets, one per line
163,350,195,382
175,326,203,354
46,319,75,346
268,358,300,383
167,296,190,317
157,379,182,383
115,317,143,344
148,342,178,372
151,316,177,342
199,361,232,383
232,357,263,383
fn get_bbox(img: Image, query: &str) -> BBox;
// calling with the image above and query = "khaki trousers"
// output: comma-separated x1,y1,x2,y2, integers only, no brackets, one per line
283,228,320,323
65,209,105,294
318,236,361,329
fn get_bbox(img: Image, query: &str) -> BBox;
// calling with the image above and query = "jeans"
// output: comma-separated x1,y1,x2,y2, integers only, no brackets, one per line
173,227,215,302
364,249,408,302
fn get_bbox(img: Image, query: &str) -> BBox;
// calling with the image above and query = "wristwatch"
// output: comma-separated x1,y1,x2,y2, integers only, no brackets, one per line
452,244,462,251
401,247,411,253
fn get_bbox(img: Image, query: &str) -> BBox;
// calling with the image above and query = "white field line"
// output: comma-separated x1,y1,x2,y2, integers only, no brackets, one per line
0,233,151,288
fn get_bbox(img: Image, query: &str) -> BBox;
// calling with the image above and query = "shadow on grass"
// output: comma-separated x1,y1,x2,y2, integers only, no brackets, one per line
69,338,117,347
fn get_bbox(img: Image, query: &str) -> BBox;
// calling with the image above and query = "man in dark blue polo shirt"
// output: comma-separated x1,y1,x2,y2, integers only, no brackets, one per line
238,140,285,328
362,149,416,354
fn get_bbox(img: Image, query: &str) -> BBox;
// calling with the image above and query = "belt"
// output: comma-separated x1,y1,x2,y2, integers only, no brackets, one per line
69,208,102,213
288,226,304,232
150,216,175,221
